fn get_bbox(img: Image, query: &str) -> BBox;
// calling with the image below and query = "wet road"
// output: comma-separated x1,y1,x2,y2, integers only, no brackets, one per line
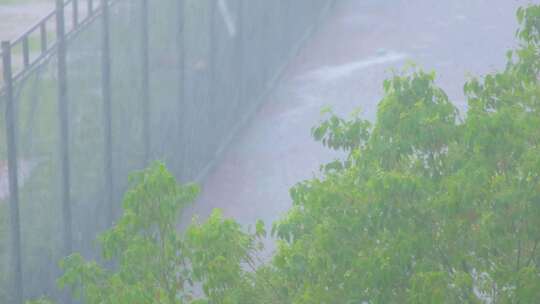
181,0,534,230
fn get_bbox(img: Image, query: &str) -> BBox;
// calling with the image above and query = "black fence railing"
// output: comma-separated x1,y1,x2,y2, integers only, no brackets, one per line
0,0,110,91
0,0,335,303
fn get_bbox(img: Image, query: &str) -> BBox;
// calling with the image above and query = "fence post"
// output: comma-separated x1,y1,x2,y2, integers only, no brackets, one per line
39,23,47,53
141,0,150,165
101,0,114,227
235,0,244,110
72,0,79,27
177,0,185,176
55,0,73,257
88,0,94,15
2,41,23,304
208,0,217,152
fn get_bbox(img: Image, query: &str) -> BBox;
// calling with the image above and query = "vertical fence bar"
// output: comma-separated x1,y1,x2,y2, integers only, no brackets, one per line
177,0,185,175
101,0,114,226
87,0,93,15
55,0,73,258
73,0,79,27
141,0,150,165
40,23,47,54
22,37,30,68
208,0,216,151
235,0,244,109
2,41,23,304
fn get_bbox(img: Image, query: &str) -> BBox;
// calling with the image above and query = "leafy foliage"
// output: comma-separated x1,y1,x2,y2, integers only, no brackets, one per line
36,162,264,304
31,4,540,304
266,5,540,303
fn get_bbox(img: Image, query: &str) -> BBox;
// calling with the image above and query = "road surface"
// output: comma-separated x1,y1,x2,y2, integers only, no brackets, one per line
183,0,532,233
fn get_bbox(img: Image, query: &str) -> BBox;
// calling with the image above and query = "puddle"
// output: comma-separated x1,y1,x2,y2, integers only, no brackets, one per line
301,51,408,83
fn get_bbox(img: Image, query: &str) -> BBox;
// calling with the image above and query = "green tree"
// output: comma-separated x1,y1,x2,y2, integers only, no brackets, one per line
45,162,267,304
31,4,540,304
265,4,540,303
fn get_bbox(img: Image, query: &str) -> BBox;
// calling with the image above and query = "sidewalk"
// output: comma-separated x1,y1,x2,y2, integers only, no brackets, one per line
181,0,531,229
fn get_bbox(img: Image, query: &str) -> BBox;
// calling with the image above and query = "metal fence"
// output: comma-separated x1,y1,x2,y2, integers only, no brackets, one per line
0,0,334,302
